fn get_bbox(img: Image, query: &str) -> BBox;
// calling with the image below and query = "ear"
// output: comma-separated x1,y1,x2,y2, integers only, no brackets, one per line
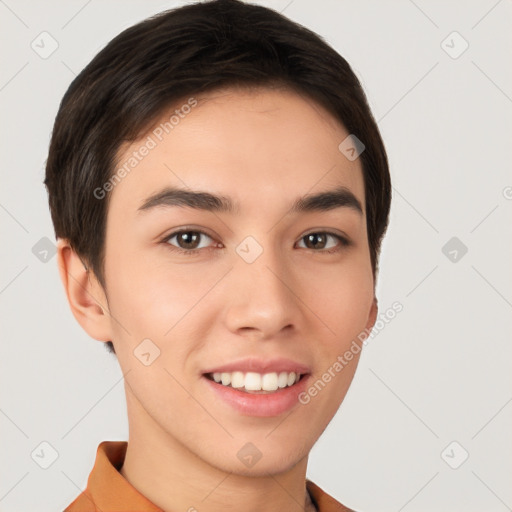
56,238,113,343
365,296,378,332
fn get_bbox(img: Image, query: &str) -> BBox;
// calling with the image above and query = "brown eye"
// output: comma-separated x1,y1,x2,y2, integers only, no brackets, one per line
175,231,201,249
164,230,215,253
303,233,328,250
298,232,350,253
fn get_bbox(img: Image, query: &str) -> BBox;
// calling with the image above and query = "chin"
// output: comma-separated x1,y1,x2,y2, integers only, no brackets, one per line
204,437,311,477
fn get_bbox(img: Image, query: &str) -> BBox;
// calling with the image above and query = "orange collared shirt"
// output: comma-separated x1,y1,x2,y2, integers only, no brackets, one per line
64,441,353,512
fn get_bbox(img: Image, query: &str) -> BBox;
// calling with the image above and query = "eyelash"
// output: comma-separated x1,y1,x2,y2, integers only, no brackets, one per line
161,229,351,256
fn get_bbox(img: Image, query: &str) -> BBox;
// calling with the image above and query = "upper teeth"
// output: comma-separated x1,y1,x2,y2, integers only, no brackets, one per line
211,371,301,391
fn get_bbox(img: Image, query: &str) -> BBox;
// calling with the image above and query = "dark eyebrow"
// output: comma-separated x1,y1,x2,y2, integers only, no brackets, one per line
138,188,238,214
290,186,363,215
137,185,363,216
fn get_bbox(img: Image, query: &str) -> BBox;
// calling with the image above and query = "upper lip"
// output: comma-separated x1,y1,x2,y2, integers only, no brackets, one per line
203,357,311,375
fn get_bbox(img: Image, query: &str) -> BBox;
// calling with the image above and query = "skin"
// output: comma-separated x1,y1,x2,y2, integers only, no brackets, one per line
57,86,378,512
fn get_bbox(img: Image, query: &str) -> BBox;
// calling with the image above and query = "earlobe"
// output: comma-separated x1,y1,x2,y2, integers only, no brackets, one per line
366,296,378,332
56,238,113,343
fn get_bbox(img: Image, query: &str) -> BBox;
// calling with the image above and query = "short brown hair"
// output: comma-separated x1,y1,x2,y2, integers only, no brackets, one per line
44,0,391,355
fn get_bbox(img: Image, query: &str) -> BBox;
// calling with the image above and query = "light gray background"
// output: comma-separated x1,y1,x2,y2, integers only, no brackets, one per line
1,1,511,511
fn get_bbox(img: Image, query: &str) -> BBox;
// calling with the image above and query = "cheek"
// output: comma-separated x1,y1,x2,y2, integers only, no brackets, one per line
305,262,374,342
105,245,226,349
106,242,179,316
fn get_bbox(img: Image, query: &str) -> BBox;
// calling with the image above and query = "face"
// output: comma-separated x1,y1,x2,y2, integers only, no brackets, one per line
99,86,377,475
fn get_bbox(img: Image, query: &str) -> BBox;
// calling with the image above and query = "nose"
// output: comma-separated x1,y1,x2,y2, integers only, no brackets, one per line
223,240,302,339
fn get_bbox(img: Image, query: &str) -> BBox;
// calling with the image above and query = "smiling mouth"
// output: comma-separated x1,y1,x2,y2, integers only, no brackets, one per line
204,371,307,394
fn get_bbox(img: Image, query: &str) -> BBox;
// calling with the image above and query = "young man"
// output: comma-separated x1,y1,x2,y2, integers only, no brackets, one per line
45,0,391,510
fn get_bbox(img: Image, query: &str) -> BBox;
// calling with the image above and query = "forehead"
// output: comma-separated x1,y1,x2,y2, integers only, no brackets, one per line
109,86,365,217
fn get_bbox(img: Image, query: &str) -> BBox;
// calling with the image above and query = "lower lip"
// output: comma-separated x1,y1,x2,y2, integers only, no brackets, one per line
202,374,310,417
